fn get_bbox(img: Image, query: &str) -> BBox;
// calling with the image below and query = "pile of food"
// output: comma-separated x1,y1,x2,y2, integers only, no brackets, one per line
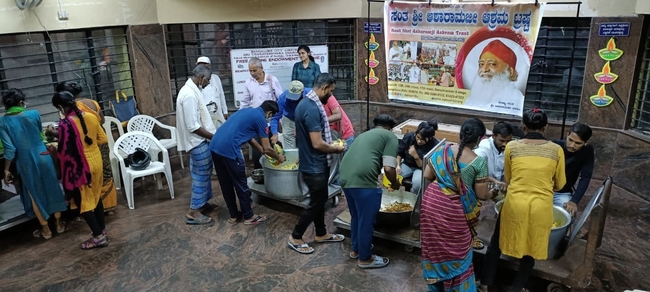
273,162,298,170
332,139,346,147
266,143,285,165
552,220,563,229
381,202,414,213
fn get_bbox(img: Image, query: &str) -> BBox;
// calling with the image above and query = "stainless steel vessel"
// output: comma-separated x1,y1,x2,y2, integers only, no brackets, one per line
376,189,418,229
260,149,302,200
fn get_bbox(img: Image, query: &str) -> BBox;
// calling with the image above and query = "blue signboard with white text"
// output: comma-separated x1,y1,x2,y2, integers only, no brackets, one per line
364,22,383,33
598,22,630,37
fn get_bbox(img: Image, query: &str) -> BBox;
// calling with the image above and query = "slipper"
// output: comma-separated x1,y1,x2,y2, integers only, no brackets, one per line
473,238,485,250
287,242,315,254
349,244,374,259
244,215,267,225
358,255,390,269
198,202,218,213
185,214,213,225
315,234,345,243
32,230,53,240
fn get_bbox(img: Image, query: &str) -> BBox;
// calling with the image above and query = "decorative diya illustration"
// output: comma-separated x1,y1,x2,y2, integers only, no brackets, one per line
365,51,379,68
598,38,624,61
365,33,380,51
593,61,618,84
365,68,379,85
590,85,614,107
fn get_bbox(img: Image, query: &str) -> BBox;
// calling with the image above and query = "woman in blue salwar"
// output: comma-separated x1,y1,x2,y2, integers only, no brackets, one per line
0,89,67,239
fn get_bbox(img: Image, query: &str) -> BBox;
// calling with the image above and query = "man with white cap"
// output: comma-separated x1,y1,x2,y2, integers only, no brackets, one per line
270,80,310,149
196,56,229,128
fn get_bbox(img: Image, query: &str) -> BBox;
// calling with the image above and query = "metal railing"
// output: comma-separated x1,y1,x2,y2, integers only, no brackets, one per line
0,28,135,122
631,35,650,133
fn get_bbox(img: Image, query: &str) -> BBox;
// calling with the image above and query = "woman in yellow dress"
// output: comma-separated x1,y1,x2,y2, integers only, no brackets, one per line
479,108,566,292
50,90,109,249
46,81,118,215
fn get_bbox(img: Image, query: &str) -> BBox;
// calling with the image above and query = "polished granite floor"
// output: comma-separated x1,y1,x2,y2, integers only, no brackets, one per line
0,159,648,292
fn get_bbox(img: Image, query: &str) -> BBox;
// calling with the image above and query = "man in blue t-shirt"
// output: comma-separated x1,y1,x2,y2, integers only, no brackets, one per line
287,73,345,255
210,100,285,225
270,80,311,149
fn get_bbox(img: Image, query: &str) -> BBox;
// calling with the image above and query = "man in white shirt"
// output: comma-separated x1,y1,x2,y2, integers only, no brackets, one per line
176,64,218,225
473,122,513,192
389,41,402,61
409,63,421,84
240,57,283,109
196,56,229,128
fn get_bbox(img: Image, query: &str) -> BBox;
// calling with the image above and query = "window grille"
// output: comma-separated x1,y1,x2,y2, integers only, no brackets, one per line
524,18,592,121
631,31,650,133
166,19,356,110
0,28,135,122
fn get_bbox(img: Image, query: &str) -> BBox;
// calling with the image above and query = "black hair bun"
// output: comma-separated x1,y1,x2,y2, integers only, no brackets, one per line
427,120,439,131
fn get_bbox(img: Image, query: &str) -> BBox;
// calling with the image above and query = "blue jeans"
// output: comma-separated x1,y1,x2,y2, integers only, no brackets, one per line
344,188,382,261
212,153,255,220
553,192,572,207
400,163,422,195
189,142,213,210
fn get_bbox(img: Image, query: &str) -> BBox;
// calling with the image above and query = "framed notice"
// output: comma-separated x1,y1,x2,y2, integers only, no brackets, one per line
230,45,328,107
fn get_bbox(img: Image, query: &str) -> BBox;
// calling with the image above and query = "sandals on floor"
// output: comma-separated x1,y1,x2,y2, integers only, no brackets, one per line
358,255,390,269
287,242,315,254
473,238,485,250
32,230,52,240
349,244,374,259
227,217,241,224
185,214,214,225
244,215,267,225
315,234,345,243
81,235,108,250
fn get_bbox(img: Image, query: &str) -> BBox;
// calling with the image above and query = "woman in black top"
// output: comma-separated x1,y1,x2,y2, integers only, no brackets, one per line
396,121,439,194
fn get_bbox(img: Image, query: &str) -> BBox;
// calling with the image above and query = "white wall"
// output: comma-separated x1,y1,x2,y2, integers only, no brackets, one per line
0,0,158,34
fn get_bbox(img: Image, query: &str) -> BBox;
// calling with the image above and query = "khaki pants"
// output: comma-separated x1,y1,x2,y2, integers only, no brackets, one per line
281,116,296,149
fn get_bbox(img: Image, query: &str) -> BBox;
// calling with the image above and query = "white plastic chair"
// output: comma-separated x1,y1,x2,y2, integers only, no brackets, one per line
103,116,125,191
113,131,175,209
127,115,185,169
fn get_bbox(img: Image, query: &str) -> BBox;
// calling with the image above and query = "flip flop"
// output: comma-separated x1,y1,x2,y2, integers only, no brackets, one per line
287,242,315,254
358,255,390,269
185,214,213,225
315,234,345,243
227,217,241,224
349,244,374,259
244,215,267,225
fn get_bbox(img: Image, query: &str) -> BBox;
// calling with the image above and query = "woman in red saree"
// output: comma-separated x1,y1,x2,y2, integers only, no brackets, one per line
420,118,493,291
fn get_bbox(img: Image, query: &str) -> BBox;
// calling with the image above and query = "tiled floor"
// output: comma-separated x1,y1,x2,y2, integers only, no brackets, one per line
0,160,648,291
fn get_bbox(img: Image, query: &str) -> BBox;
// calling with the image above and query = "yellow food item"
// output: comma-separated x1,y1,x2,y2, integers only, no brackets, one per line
332,139,346,147
552,221,562,229
266,144,285,165
274,162,298,170
381,202,413,213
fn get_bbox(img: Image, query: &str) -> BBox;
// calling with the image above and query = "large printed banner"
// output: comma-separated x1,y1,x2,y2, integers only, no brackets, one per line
230,45,328,107
384,2,544,116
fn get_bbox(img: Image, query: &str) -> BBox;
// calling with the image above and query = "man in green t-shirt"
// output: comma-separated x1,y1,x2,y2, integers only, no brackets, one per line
339,114,401,269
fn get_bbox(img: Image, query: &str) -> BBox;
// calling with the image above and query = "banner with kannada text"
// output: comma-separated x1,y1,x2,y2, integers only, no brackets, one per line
384,2,544,116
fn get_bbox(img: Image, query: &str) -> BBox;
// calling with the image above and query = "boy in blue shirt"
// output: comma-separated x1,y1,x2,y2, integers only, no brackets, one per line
210,100,285,225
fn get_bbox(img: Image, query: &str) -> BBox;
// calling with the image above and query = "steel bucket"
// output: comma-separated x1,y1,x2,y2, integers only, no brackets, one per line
260,149,302,200
494,200,572,259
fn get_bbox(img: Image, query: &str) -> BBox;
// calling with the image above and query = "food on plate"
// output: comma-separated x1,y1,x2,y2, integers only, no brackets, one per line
381,202,414,213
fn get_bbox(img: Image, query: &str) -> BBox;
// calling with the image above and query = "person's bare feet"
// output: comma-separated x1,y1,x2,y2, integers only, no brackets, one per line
41,225,52,239
187,209,203,219
358,255,377,265
288,236,312,253
55,218,66,234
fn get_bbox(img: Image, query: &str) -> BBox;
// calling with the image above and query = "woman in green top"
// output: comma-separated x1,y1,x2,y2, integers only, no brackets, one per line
0,89,67,239
291,45,321,88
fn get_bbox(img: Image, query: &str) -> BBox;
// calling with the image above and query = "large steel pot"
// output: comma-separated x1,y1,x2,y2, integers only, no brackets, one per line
375,189,418,230
494,200,572,259
260,149,302,200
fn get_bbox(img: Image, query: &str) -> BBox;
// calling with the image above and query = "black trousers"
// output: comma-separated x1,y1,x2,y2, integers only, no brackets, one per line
291,171,329,240
481,215,535,292
69,189,106,237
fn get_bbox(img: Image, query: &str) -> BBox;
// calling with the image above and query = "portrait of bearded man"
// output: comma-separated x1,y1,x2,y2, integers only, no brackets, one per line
464,39,524,113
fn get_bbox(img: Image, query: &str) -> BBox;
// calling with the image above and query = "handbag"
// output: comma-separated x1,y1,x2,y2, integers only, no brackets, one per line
109,90,139,122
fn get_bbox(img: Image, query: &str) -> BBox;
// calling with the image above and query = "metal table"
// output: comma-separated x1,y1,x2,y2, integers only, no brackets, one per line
247,177,342,209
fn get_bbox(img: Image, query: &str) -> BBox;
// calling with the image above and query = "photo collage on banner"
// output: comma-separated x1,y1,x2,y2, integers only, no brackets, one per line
384,2,545,117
